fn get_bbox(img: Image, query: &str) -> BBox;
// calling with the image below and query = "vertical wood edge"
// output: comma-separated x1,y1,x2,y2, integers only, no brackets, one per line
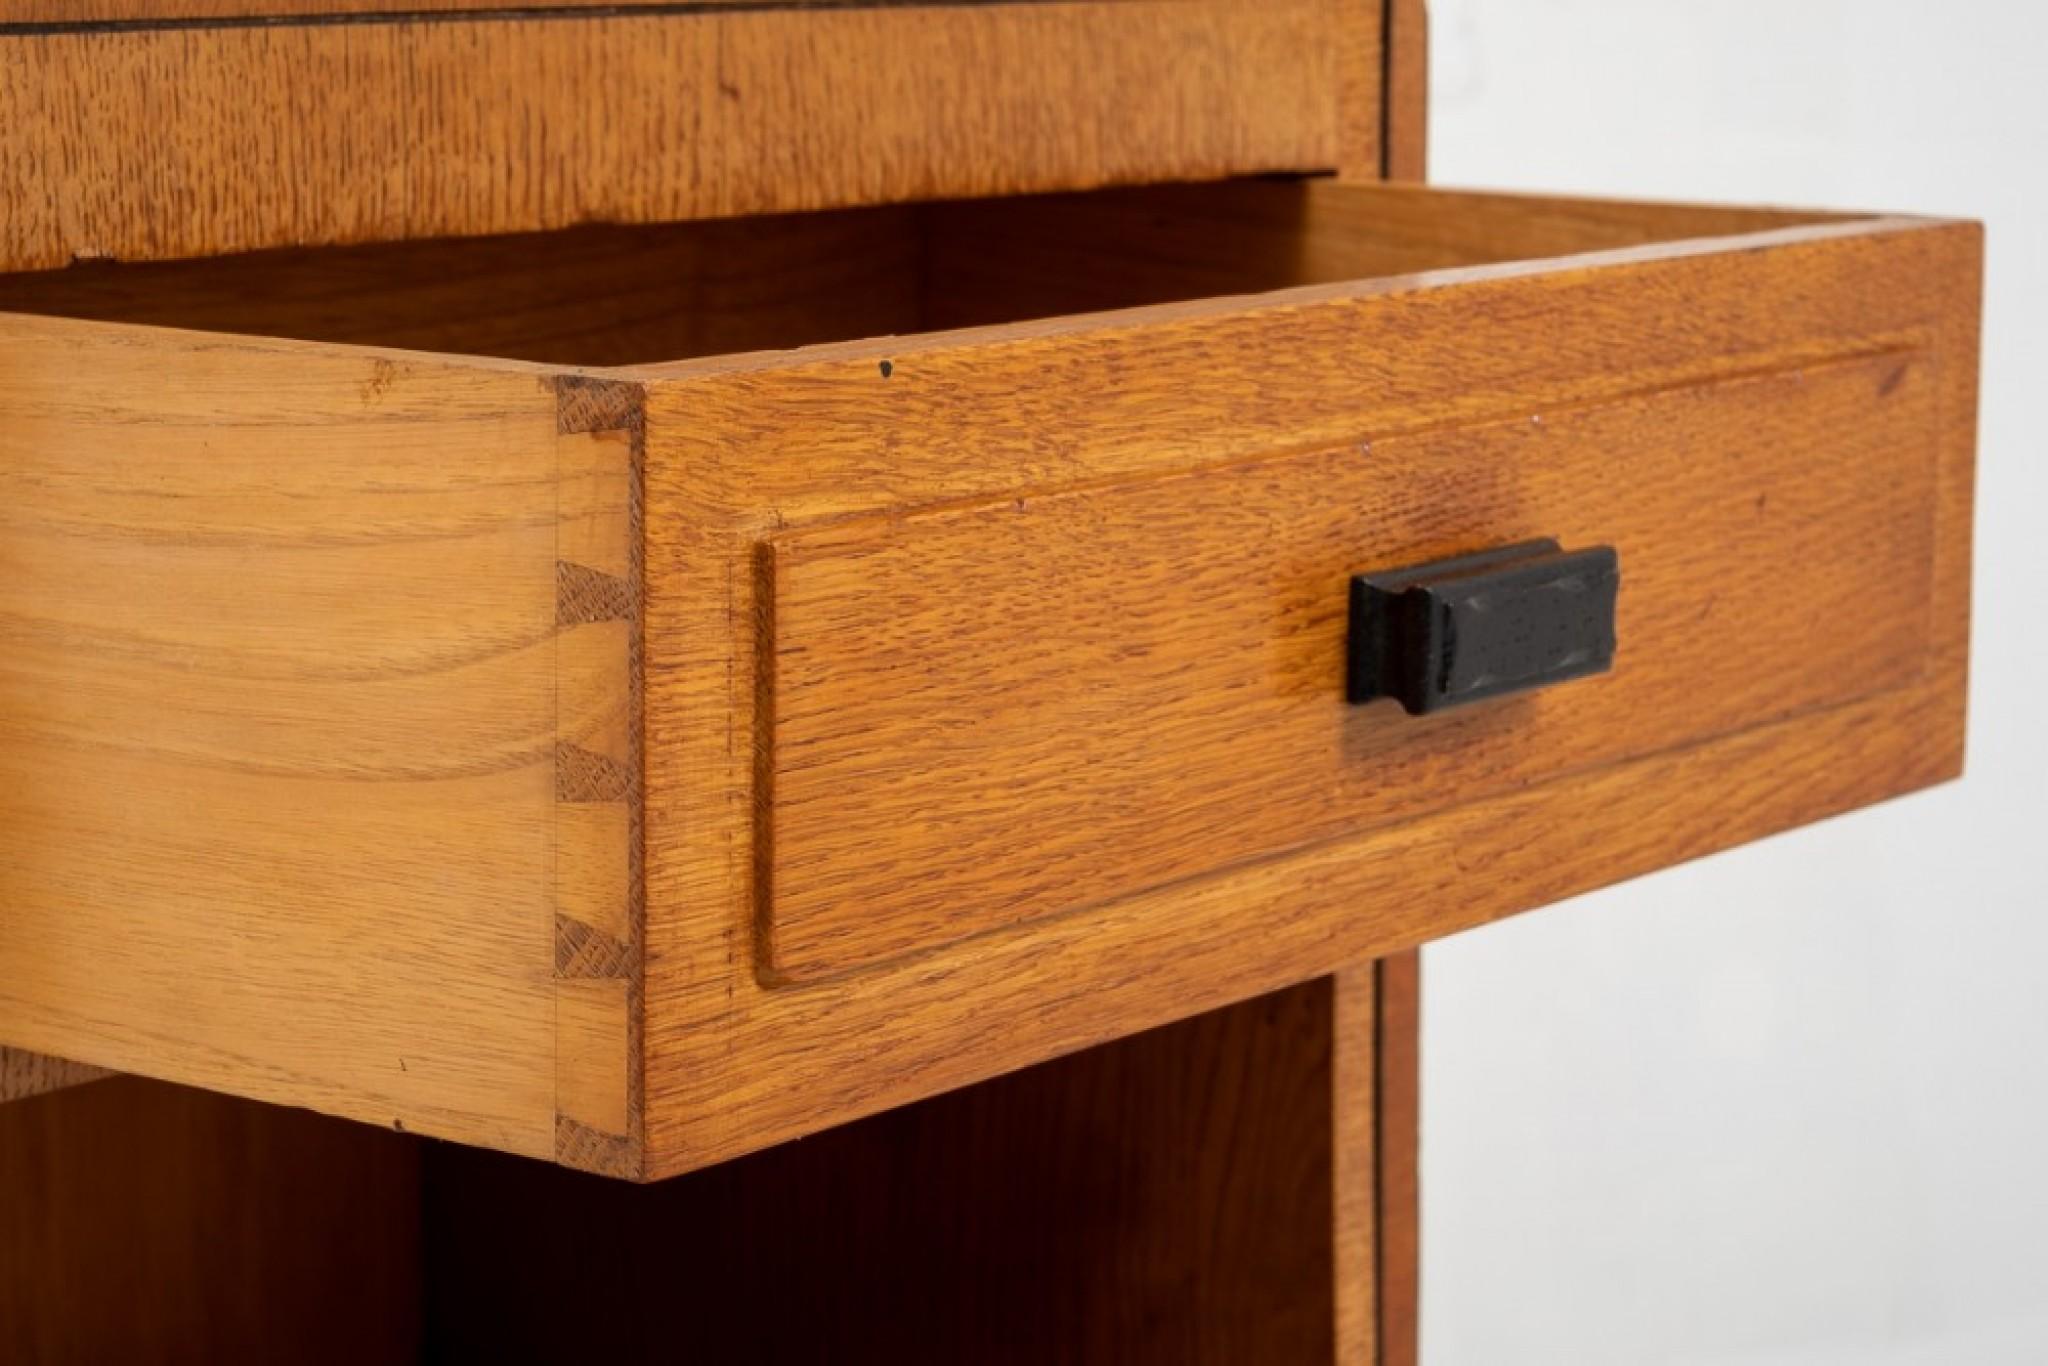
748,540,781,986
1382,0,1429,182
552,375,646,1178
1372,13,1424,1351
1375,951,1421,1366
1332,0,1387,178
1938,221,1984,745
1332,968,1378,1365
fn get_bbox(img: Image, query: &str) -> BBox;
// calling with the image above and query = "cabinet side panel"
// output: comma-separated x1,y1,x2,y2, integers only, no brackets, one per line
427,982,1339,1364
0,1076,421,1366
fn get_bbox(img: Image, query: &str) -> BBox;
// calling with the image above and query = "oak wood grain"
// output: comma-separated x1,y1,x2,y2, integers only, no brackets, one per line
0,0,1356,271
1334,0,1388,179
758,353,1936,979
636,202,1979,1174
0,180,1978,1178
0,0,1245,16
1382,0,1428,182
0,317,639,1169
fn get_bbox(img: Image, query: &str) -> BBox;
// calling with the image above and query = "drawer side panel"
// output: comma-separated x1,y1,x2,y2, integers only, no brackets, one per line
0,316,635,1163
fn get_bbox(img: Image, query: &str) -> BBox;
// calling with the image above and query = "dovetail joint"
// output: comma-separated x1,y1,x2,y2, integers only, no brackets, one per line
551,375,644,1176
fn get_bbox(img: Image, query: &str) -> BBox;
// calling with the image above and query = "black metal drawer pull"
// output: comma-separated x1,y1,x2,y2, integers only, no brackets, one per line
1347,539,1620,715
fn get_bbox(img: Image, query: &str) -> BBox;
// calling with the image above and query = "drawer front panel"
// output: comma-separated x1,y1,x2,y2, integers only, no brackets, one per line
762,352,1937,980
642,208,1977,1172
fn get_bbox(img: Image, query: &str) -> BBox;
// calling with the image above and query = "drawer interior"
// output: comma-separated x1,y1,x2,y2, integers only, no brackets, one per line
0,178,1843,364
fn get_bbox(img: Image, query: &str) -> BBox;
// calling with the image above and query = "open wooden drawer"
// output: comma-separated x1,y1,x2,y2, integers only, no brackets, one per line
0,179,1980,1178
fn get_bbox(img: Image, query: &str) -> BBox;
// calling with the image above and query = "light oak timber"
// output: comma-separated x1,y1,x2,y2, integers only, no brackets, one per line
0,318,640,1170
550,376,645,1176
757,353,1937,978
1333,0,1389,179
0,0,1359,271
636,201,1978,1174
1381,0,1429,182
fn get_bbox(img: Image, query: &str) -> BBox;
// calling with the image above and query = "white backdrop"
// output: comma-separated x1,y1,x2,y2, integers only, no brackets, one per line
1420,3,2048,1363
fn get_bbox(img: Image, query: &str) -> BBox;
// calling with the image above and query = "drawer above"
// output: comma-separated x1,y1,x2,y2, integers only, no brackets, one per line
0,179,1981,1176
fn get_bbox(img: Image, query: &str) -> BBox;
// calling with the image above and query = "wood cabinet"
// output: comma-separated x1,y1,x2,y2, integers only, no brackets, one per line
0,2,1981,1360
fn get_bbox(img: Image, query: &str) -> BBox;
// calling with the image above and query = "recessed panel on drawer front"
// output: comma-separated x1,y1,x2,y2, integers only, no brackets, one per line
760,352,1937,982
